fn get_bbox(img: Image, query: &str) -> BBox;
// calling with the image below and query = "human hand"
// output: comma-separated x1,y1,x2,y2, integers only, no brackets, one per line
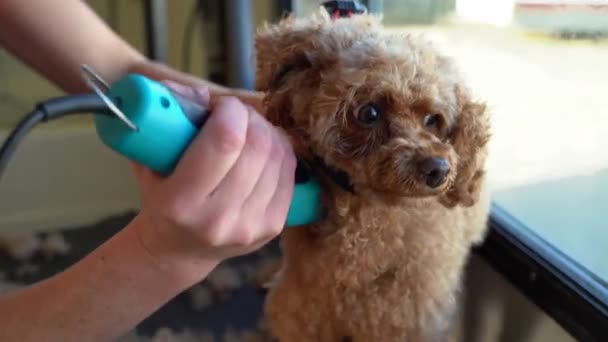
129,81,296,279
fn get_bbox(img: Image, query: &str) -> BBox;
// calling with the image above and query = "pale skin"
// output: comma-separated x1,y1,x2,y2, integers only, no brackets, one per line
0,1,294,341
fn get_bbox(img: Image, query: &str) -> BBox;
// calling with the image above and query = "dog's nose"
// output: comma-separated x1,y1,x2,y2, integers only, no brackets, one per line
417,157,450,188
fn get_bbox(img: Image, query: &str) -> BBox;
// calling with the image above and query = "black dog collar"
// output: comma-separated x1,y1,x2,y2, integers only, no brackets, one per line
311,155,355,194
296,155,355,194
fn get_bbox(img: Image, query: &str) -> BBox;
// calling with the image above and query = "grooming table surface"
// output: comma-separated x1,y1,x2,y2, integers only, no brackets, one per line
0,212,279,340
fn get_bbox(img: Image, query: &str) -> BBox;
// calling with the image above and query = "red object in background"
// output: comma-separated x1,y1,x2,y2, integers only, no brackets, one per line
515,1,608,12
323,0,366,20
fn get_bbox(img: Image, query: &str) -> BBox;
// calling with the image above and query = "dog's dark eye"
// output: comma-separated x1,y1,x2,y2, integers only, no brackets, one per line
423,113,441,128
356,103,381,126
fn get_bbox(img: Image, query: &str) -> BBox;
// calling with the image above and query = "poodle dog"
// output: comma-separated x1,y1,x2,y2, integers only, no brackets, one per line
254,8,492,342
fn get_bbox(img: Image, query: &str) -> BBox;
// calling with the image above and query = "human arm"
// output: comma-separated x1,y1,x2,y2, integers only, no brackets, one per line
0,85,295,341
0,0,263,110
0,2,288,339
0,215,217,342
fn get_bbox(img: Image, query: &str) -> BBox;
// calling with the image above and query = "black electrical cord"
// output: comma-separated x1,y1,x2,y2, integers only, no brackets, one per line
0,94,110,180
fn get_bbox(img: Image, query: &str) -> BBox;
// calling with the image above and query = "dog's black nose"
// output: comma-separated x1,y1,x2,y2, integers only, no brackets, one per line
417,157,450,188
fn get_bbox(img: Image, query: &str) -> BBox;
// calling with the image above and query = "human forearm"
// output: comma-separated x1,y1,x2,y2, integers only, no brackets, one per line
0,0,144,94
0,214,217,342
0,79,291,342
0,0,263,110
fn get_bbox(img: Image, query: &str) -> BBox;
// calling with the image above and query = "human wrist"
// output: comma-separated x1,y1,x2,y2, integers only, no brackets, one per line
127,212,221,287
0,213,221,341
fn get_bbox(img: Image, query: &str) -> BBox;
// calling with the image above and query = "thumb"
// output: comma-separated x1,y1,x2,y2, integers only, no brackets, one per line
129,161,163,199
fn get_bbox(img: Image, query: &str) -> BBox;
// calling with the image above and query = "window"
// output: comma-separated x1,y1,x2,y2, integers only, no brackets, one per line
291,0,608,339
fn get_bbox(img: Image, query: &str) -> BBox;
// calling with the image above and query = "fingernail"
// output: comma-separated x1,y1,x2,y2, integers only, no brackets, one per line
215,96,248,134
164,81,192,98
193,87,211,105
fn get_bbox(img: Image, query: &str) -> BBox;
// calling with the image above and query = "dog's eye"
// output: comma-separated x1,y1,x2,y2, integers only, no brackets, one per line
423,113,441,129
356,103,381,126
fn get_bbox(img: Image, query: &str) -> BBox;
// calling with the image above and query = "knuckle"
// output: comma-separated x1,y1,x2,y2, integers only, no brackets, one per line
266,209,288,235
163,200,194,228
215,124,246,153
269,135,286,163
275,134,296,165
270,222,284,236
201,213,234,246
207,211,233,231
278,129,294,151
285,150,297,169
248,125,273,155
202,228,224,247
234,229,256,247
193,86,210,104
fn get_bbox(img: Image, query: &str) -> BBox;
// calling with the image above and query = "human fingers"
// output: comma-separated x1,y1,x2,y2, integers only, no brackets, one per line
169,96,248,199
264,132,297,231
238,125,287,224
161,80,210,107
206,107,273,210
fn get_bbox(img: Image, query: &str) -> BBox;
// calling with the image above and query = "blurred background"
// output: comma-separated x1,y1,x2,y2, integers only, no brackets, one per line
0,0,606,341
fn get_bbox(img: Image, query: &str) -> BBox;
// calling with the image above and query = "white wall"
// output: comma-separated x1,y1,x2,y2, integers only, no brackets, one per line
456,0,516,26
0,122,140,232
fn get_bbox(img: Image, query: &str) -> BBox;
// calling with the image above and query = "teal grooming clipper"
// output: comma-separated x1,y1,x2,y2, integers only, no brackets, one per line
85,66,321,227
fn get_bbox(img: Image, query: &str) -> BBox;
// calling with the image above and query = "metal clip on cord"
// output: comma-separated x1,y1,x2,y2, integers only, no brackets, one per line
0,65,123,180
80,64,138,131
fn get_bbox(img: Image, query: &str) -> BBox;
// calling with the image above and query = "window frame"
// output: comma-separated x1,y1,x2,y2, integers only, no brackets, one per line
475,203,608,341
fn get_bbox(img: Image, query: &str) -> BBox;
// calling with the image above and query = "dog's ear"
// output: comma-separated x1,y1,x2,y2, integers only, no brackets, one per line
254,16,321,93
440,85,491,208
254,14,329,131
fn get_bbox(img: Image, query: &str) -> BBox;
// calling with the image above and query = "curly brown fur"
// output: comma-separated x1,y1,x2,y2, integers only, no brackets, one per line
255,9,491,342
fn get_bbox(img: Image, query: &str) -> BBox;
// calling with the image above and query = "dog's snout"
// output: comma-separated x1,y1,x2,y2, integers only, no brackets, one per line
417,157,450,188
